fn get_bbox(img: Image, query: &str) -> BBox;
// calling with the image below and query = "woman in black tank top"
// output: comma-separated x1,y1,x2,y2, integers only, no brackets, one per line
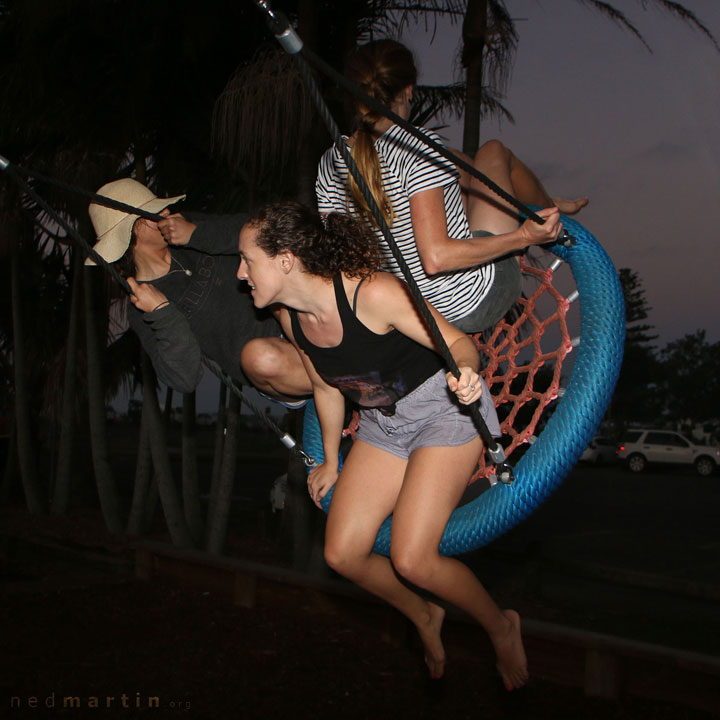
237,202,528,691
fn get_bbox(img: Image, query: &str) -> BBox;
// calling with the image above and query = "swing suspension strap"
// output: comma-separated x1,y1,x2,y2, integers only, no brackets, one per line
254,2,514,483
201,356,317,467
0,155,317,467
9,162,168,223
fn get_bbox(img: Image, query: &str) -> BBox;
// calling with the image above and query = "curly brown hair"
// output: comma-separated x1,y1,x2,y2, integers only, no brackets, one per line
246,201,382,279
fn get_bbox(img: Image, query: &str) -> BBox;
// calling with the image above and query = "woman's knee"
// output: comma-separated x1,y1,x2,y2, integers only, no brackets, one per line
324,539,364,579
390,545,437,589
475,138,510,168
240,338,285,381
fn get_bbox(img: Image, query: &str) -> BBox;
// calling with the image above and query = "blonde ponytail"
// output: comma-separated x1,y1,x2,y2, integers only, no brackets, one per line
344,40,417,230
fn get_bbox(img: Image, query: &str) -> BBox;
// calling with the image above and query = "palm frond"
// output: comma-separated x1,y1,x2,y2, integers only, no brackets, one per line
483,0,518,95
577,0,653,51
412,82,513,126
578,0,720,53
211,46,315,187
645,0,720,51
362,1,466,39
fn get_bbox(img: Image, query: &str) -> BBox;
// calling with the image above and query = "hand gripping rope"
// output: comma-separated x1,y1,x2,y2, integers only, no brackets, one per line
254,2,625,554
0,155,318,469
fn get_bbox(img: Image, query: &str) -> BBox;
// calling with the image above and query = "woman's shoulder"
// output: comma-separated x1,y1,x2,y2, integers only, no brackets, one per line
351,272,416,330
321,137,352,161
382,123,443,145
379,124,447,169
353,271,407,302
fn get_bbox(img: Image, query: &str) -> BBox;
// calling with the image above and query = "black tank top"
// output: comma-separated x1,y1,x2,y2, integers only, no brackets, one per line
290,275,444,410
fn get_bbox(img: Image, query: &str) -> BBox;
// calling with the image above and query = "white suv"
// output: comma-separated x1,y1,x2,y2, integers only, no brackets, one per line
617,429,720,476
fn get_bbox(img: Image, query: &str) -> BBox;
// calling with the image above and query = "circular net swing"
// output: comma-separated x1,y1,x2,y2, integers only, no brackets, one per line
301,212,625,557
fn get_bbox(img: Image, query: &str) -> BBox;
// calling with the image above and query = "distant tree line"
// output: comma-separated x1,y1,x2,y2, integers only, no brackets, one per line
612,268,720,441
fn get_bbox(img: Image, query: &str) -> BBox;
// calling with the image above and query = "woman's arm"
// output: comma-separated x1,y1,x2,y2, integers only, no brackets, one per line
127,302,204,394
409,188,562,274
278,309,346,508
158,212,247,255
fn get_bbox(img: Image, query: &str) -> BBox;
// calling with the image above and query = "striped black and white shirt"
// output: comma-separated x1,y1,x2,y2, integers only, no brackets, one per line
315,124,494,322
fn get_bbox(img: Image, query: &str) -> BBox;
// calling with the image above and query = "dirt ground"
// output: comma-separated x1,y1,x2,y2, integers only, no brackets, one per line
1,508,715,720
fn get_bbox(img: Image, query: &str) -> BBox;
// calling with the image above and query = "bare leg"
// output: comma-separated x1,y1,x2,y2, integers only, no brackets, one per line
323,441,450,678
455,140,588,233
240,337,312,399
509,152,588,214
325,438,527,687
390,442,529,690
456,140,524,235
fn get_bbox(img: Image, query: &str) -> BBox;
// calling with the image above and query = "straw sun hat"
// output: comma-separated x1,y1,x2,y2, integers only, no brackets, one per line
86,179,186,265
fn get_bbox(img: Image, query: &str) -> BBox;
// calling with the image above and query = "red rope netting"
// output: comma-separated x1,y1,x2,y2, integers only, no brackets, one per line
343,258,574,483
471,256,574,482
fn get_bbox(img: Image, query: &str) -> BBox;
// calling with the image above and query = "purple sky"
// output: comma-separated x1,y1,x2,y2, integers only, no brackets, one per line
401,0,720,348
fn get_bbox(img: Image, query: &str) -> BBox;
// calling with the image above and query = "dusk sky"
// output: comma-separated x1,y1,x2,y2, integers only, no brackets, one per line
402,0,719,348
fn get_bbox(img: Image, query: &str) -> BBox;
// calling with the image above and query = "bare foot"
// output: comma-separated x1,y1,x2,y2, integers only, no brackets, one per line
491,609,528,691
416,602,446,679
551,196,589,215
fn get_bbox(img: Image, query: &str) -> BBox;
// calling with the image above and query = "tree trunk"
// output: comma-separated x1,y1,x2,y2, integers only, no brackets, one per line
285,412,320,572
462,0,488,156
1,420,19,505
52,247,83,515
140,353,194,548
141,473,160,534
286,449,315,571
126,353,154,535
207,381,227,528
139,385,173,533
83,266,123,532
182,391,204,543
11,251,45,514
205,390,240,555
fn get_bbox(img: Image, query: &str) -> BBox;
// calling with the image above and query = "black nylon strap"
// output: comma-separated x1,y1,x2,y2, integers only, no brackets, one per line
12,163,168,222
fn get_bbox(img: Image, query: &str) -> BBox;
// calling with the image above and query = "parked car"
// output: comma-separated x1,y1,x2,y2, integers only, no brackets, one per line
617,429,720,476
580,436,617,464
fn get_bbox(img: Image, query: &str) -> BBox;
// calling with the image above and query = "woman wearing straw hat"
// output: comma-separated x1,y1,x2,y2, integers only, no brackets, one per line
88,178,311,402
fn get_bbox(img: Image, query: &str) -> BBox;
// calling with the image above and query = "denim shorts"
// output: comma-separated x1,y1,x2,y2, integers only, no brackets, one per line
451,230,522,334
356,369,501,460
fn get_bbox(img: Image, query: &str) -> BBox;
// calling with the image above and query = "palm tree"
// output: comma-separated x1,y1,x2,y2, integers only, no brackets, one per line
51,247,83,515
0,0,281,538
458,0,718,154
182,391,204,544
9,237,45,513
83,264,123,532
205,391,241,555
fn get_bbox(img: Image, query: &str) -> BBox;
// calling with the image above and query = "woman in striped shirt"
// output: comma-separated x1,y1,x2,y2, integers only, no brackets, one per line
316,39,586,332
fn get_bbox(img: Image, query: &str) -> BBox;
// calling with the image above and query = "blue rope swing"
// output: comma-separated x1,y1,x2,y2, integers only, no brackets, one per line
302,213,625,557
